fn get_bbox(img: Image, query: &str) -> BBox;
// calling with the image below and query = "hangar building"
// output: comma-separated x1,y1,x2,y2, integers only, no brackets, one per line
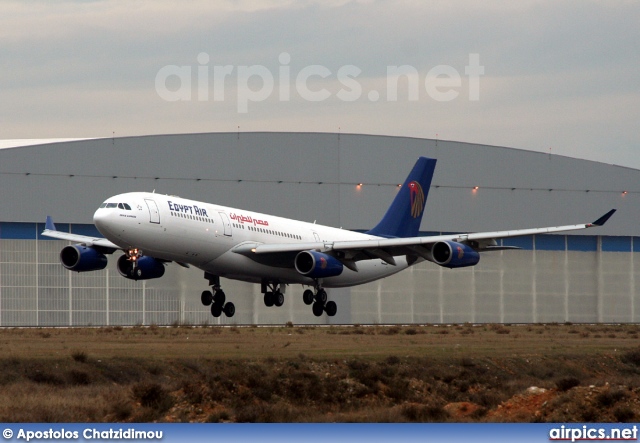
0,133,638,326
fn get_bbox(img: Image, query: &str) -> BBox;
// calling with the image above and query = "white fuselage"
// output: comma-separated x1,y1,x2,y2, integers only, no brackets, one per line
93,192,414,287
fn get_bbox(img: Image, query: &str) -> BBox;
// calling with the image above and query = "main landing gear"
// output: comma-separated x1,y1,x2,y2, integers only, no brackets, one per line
262,281,285,308
303,284,337,317
202,273,235,318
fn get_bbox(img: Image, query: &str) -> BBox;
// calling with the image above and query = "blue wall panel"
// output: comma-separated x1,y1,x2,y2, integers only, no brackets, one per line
502,235,534,250
1,222,88,240
535,234,566,251
0,222,36,239
72,224,102,237
602,236,631,252
567,235,598,252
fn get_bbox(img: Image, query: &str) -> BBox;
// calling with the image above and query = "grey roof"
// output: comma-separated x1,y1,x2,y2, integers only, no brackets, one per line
0,132,637,236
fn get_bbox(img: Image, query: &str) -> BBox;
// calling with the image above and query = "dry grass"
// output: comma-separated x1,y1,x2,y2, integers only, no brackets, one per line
1,323,638,361
0,324,639,422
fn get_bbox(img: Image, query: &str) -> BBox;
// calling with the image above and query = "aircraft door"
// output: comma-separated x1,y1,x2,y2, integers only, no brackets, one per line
313,232,320,242
218,212,232,237
144,199,160,224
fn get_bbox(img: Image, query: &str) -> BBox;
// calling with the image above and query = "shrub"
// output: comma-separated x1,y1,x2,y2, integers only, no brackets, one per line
382,326,401,335
67,369,91,386
580,407,599,422
182,381,205,404
595,390,626,408
613,407,635,423
621,348,640,366
460,357,475,368
27,370,65,386
234,403,298,423
207,410,230,423
401,403,449,422
71,350,88,363
385,355,401,365
556,377,580,392
132,382,174,412
107,393,133,421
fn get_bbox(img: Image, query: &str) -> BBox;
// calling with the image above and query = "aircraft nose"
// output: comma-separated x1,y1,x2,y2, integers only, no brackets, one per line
93,208,109,231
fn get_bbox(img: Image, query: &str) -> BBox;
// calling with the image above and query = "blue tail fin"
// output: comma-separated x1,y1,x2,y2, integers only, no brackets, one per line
366,157,437,238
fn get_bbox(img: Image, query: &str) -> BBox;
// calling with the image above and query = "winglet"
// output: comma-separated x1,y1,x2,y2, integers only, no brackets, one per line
590,209,616,227
45,216,56,231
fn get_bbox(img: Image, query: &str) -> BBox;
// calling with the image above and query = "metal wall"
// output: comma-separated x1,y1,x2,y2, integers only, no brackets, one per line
0,133,638,325
1,224,637,326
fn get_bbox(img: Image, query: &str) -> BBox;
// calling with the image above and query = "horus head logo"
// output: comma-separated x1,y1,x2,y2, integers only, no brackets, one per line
408,181,425,218
320,257,327,269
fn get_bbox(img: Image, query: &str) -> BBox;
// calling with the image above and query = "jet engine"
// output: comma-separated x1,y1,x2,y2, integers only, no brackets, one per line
294,251,344,278
117,255,165,280
431,241,480,268
60,245,108,272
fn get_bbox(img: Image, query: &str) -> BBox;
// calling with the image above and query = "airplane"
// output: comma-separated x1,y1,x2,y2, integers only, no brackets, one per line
42,157,616,318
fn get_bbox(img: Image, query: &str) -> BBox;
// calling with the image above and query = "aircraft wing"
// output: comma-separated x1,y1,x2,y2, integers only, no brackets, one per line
238,209,616,269
41,216,120,251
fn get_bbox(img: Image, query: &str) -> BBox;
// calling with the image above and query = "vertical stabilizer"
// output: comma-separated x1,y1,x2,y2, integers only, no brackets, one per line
366,157,436,238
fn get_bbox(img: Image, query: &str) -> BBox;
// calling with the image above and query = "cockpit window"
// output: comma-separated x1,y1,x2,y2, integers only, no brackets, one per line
99,203,107,208
123,203,132,210
106,203,117,208
117,203,125,209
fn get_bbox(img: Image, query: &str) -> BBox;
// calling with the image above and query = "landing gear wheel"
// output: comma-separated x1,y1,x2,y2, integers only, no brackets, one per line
274,291,284,307
211,303,222,317
312,301,324,317
264,292,274,307
223,302,235,317
201,290,213,306
213,290,226,306
325,301,337,317
316,289,328,304
303,289,314,305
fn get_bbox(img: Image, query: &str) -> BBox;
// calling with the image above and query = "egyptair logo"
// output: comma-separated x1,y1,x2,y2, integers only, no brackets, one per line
408,181,425,218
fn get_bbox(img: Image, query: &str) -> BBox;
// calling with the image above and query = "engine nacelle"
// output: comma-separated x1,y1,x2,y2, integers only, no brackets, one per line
431,241,480,269
60,245,108,272
117,254,165,280
294,251,344,278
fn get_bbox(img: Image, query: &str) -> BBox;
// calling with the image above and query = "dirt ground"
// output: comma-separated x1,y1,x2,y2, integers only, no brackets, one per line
0,323,639,422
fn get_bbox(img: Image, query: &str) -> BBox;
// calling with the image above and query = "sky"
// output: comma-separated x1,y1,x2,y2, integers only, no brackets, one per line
1,0,639,169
